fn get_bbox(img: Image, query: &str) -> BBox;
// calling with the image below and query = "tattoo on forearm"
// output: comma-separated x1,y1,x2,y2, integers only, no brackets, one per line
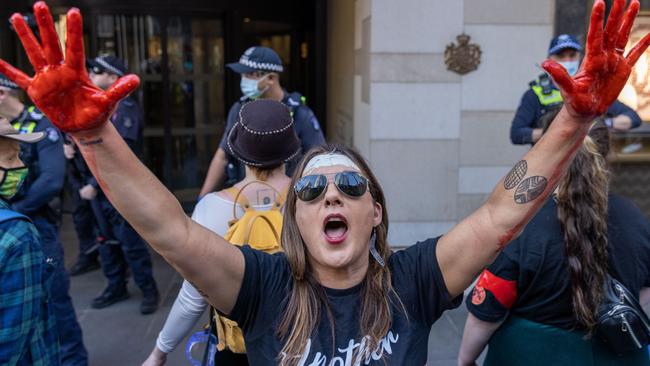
514,176,548,204
78,137,103,146
504,160,527,190
189,280,209,298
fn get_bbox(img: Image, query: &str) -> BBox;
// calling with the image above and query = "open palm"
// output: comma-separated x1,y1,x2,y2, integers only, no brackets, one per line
0,2,139,132
543,0,650,118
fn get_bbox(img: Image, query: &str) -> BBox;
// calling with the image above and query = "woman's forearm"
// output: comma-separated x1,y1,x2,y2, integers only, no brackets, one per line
458,314,502,366
439,107,589,296
485,107,589,247
72,121,244,313
72,121,190,255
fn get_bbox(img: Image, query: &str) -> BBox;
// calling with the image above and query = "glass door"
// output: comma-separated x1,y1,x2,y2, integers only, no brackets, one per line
91,14,225,204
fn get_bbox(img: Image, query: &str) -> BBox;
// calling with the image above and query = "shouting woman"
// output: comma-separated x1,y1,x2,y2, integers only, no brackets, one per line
0,0,648,364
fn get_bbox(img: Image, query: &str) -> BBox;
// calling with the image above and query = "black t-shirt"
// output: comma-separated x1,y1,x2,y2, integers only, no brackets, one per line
229,237,461,365
467,194,650,329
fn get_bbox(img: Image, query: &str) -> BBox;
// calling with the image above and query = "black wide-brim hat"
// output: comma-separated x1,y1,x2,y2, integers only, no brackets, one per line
227,99,301,168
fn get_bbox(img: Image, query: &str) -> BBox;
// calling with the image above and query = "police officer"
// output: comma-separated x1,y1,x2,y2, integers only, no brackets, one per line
65,135,102,276
0,73,89,365
198,46,326,196
511,34,642,145
65,134,117,275
86,55,159,314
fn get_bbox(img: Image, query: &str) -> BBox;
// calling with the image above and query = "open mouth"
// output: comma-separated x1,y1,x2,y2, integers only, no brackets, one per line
323,214,349,244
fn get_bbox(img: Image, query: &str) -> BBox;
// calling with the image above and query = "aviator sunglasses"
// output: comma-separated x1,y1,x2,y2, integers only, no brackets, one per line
294,171,369,202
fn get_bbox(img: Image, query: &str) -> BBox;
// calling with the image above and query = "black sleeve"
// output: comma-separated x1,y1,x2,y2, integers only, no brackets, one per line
219,103,242,152
294,106,326,152
465,250,520,322
608,195,650,288
510,90,540,145
607,100,642,129
66,161,82,191
389,237,462,327
228,245,292,340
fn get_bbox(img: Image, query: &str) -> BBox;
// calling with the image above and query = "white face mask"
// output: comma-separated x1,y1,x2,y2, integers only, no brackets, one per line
558,60,580,77
240,74,270,99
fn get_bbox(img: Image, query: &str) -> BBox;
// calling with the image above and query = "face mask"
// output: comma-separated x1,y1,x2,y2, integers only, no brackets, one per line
0,166,28,200
240,74,270,100
558,60,580,77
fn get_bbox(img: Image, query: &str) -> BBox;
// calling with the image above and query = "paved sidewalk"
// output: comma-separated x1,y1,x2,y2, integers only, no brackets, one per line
60,214,472,365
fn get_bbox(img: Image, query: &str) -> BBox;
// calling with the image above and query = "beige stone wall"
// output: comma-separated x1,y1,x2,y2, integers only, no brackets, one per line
326,0,355,147
328,0,555,246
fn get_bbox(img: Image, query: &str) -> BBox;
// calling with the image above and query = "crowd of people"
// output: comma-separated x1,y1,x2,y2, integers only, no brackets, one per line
0,0,649,365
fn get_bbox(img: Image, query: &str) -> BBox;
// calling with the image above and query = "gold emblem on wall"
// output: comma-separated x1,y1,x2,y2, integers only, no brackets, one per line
444,34,482,75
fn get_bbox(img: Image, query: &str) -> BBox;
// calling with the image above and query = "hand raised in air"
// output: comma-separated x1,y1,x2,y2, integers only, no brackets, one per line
0,2,139,132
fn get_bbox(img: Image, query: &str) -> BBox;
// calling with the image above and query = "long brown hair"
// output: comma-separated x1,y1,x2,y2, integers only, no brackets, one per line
276,144,405,364
553,117,610,332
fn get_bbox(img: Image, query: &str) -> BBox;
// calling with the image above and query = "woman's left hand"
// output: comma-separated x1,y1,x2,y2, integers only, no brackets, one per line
543,0,650,120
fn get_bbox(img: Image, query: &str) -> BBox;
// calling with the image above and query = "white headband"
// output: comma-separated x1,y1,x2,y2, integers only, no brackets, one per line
303,153,360,175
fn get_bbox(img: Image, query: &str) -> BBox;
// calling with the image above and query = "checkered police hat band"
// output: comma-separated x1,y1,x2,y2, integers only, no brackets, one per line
0,77,18,89
96,58,124,76
238,57,283,73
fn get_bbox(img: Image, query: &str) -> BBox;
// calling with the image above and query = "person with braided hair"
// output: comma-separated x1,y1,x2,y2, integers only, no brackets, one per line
459,111,650,365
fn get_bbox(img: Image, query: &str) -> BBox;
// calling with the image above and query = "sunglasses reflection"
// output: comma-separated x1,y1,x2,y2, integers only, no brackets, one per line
294,171,369,202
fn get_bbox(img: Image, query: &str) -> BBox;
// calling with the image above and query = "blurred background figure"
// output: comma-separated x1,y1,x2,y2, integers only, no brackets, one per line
0,116,60,365
459,111,650,366
510,34,642,145
198,46,325,196
64,134,103,276
0,73,88,365
86,55,159,314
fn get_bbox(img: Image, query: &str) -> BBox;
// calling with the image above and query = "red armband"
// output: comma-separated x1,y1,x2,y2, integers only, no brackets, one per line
471,269,517,308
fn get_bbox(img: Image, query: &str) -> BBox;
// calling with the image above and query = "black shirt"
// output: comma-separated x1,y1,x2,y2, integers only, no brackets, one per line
229,237,461,365
467,194,650,329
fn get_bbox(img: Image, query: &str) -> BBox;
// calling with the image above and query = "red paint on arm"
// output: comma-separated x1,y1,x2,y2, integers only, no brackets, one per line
0,2,139,133
543,0,650,119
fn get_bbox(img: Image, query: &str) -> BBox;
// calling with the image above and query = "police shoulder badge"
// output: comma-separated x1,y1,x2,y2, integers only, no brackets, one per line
28,107,44,120
444,33,482,75
310,116,320,131
46,127,59,142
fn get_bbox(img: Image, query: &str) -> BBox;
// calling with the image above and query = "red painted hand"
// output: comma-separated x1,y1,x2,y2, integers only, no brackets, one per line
543,0,650,119
0,2,139,132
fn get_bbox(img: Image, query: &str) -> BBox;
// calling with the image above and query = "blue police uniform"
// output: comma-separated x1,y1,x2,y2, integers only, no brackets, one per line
94,98,157,298
219,92,325,186
66,138,100,268
111,97,144,156
67,136,115,270
510,76,642,145
11,106,88,366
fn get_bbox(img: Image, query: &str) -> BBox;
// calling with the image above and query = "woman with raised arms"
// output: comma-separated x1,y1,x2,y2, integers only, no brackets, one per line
1,0,648,364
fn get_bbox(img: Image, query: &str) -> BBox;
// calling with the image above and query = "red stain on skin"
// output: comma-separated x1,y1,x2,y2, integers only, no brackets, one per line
542,0,650,119
499,0,649,249
0,2,139,133
0,2,139,198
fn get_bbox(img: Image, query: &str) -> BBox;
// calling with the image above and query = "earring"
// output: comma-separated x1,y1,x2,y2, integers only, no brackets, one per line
369,230,385,267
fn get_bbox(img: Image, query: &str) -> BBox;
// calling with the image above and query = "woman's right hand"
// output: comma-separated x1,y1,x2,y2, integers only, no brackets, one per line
142,347,167,366
0,2,139,133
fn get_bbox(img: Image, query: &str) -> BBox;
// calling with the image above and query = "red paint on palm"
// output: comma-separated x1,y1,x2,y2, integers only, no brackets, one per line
543,0,650,119
0,2,139,132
